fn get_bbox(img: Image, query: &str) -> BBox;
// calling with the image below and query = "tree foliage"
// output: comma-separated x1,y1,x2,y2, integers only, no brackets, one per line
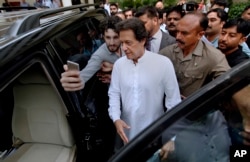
228,2,250,19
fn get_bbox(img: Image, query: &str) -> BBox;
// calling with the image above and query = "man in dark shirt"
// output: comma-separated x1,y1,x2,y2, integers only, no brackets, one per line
218,18,250,67
218,18,250,146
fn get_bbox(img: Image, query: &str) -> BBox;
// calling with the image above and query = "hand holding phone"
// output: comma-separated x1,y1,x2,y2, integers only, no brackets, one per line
67,60,79,71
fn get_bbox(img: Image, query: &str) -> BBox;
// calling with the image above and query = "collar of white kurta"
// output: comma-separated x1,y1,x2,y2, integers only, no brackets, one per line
126,50,153,64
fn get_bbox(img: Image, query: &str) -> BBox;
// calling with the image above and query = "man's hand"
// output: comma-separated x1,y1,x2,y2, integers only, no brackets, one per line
96,61,113,83
160,140,175,160
60,65,84,91
97,72,111,83
114,119,130,144
177,0,186,5
232,85,250,133
101,61,113,72
239,131,250,146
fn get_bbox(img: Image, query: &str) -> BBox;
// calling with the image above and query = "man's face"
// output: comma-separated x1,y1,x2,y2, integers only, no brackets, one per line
124,10,133,19
155,1,164,9
175,15,202,51
206,12,223,36
166,11,182,35
218,26,245,54
110,5,118,16
119,29,145,62
241,8,250,21
76,33,86,46
104,29,121,53
138,14,157,37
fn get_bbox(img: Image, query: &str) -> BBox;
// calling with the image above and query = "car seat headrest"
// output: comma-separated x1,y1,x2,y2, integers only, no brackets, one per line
17,66,50,84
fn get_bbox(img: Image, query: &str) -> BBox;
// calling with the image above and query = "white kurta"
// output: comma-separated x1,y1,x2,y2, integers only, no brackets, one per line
108,50,181,141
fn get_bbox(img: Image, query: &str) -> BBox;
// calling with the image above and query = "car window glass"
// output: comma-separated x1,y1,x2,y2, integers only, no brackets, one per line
133,83,250,162
51,17,104,70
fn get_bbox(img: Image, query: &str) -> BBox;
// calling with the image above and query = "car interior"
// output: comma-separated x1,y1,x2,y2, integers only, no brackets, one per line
51,16,103,70
0,8,111,161
0,65,76,162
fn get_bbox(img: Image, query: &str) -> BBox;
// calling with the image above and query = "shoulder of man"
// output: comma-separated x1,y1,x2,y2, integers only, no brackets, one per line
92,43,109,56
202,41,231,71
158,43,177,57
202,41,226,58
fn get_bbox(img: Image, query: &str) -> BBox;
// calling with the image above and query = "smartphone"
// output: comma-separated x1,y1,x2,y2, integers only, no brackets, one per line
67,60,79,71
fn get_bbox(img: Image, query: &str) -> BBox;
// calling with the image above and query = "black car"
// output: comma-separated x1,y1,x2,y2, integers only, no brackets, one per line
0,4,114,162
1,4,250,162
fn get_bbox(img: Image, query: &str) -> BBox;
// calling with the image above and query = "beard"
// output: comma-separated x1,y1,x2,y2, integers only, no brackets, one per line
107,44,120,53
218,42,238,54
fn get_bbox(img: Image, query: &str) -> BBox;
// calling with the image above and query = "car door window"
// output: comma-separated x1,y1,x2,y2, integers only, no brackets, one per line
51,17,104,70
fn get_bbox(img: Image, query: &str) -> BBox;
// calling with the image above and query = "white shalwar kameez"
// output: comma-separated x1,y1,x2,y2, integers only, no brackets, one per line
108,50,181,141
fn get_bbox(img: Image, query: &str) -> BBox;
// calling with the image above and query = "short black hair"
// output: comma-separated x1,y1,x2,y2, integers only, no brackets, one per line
223,18,250,37
99,16,122,35
212,0,228,8
116,18,148,42
207,8,228,22
135,6,158,18
123,8,136,16
110,2,118,8
157,8,164,19
166,5,185,18
242,5,250,14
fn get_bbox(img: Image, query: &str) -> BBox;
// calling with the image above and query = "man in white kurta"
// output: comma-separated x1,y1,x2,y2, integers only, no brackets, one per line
108,44,181,142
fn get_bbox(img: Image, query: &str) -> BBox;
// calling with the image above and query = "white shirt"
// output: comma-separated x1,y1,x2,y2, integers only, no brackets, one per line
160,23,169,34
151,29,162,53
104,3,110,15
108,50,181,140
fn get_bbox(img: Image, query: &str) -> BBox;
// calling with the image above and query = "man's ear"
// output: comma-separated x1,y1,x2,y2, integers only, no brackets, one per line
220,21,225,28
198,31,205,40
141,37,147,46
153,16,158,24
239,36,247,45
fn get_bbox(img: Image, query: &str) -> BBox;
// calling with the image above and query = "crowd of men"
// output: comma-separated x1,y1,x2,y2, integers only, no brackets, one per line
61,0,250,161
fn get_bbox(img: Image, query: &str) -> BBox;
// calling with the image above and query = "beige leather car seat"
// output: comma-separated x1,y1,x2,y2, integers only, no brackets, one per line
3,67,76,162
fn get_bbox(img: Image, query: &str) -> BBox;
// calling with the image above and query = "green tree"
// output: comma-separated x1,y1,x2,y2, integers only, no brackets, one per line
164,0,177,7
228,2,250,19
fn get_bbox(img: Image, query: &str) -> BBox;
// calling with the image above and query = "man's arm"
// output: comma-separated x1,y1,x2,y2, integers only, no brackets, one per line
108,62,130,143
233,85,250,133
80,44,107,83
